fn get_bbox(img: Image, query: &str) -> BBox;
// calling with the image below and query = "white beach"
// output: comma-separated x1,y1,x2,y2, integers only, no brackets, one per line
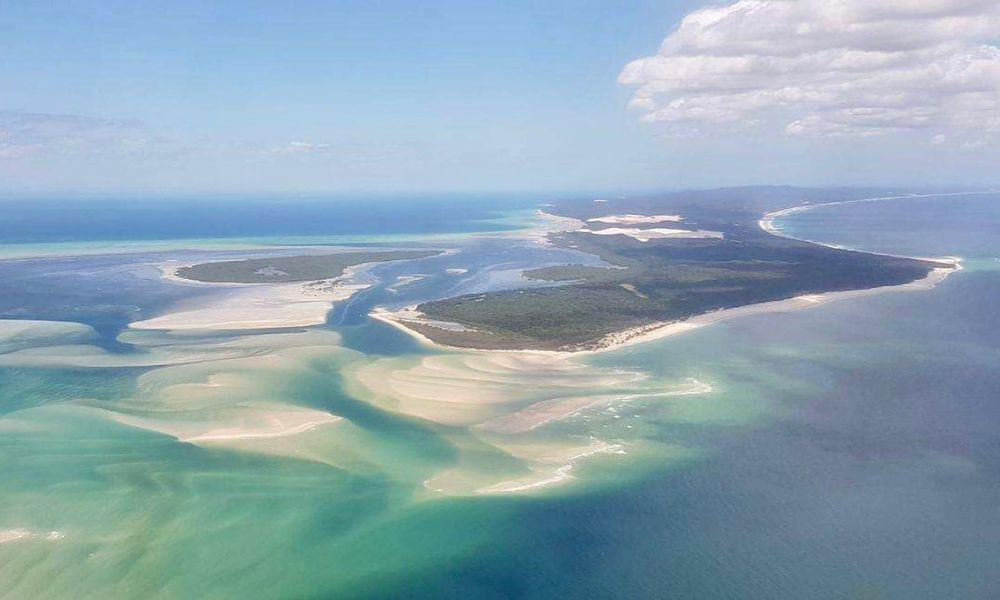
130,264,372,331
577,226,724,242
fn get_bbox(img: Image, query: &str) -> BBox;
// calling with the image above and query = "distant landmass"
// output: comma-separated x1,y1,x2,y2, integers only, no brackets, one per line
393,188,953,351
176,250,439,283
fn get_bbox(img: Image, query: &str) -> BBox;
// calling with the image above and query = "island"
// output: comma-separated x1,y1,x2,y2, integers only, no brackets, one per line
176,250,439,283
378,188,955,351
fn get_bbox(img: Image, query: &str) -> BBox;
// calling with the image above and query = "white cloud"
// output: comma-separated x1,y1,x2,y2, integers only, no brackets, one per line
0,111,173,159
270,141,334,154
620,0,1000,139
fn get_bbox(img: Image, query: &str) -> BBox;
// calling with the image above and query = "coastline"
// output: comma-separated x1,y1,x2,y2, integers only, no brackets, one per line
369,265,957,357
131,262,374,331
371,195,967,357
758,190,996,260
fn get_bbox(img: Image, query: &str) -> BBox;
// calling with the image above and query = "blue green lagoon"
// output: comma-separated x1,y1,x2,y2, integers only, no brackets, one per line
1,192,999,599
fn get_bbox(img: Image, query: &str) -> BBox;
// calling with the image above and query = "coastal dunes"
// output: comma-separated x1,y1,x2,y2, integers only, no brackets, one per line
576,227,724,242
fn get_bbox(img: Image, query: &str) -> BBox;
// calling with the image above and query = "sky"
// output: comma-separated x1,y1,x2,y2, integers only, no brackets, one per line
1,0,998,195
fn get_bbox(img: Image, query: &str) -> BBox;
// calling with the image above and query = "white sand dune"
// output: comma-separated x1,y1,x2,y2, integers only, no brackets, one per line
588,214,682,224
527,210,586,244
577,227,724,242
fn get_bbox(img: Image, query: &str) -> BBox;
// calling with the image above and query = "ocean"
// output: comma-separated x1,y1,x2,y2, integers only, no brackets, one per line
0,192,998,599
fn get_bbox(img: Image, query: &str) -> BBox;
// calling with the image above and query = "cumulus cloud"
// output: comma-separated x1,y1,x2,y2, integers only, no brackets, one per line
619,0,1000,140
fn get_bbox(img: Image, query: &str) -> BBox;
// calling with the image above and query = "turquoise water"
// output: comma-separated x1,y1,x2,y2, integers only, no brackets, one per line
1,193,999,598
0,194,542,259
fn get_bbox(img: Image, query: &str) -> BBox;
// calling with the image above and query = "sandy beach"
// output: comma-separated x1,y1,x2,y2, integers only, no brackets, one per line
131,263,372,331
369,265,956,357
108,406,342,445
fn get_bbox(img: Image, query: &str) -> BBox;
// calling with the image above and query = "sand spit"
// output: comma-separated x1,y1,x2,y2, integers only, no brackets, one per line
386,274,427,293
421,437,629,496
370,306,476,335
474,439,626,494
132,264,372,331
112,408,342,444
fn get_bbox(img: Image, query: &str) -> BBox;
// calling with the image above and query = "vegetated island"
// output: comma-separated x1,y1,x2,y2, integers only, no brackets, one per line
176,250,439,283
385,187,957,352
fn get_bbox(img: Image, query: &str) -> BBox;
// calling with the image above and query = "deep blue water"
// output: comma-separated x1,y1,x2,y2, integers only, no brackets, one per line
0,194,544,244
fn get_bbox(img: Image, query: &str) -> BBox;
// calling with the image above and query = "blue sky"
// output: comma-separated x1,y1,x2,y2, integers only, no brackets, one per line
1,0,998,194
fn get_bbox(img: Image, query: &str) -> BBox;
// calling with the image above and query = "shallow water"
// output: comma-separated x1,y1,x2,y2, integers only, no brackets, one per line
1,192,999,599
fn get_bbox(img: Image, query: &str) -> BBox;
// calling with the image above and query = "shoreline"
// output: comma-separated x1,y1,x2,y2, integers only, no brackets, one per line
369,265,957,357
371,194,970,357
758,190,996,261
131,262,375,331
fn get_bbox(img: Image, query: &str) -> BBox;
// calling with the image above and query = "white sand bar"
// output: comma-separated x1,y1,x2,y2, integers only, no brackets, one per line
131,263,373,331
131,281,369,331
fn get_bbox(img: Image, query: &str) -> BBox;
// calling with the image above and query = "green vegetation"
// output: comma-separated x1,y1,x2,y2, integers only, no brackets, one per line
415,190,951,351
177,250,439,283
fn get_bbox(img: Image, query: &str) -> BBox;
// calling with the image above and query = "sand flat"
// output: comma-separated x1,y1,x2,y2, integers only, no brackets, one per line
478,379,713,434
131,280,370,331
